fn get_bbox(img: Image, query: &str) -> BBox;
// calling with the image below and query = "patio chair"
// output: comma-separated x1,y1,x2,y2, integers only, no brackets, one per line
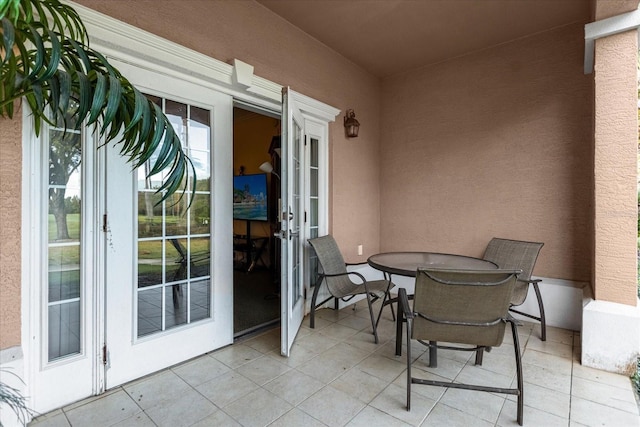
398,268,524,426
308,235,394,344
482,237,546,340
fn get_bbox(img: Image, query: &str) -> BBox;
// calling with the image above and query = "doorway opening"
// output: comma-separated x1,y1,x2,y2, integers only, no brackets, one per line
233,106,282,337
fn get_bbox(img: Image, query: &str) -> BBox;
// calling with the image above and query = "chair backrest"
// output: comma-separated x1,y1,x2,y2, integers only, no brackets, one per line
482,237,543,305
412,268,520,348
308,235,354,297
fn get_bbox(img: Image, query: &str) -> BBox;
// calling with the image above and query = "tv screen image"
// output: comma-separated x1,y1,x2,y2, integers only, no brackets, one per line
233,173,268,221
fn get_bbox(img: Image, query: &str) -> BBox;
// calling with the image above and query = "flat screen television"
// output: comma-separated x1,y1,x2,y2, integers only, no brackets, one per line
233,173,268,221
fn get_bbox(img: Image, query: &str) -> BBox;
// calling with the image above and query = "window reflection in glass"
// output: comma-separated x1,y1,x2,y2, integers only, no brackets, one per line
47,110,83,362
136,96,212,338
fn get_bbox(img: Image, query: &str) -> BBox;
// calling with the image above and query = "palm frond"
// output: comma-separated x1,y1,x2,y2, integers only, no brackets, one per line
0,0,195,203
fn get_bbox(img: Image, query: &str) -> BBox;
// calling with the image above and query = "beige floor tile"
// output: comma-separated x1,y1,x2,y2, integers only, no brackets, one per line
330,367,390,403
145,391,217,427
296,332,340,354
110,412,156,426
411,352,466,381
356,354,406,383
572,362,636,390
317,323,361,341
235,354,291,385
422,402,494,427
298,385,366,427
189,409,242,426
571,376,639,415
505,379,570,418
455,364,514,389
521,362,572,395
243,329,281,354
28,411,70,427
497,399,568,427
522,348,573,376
194,371,258,408
344,330,382,353
64,390,141,426
224,388,292,427
302,314,334,331
392,366,448,402
570,395,640,427
298,343,370,383
211,343,264,369
171,354,231,387
471,345,518,377
544,326,575,345
525,337,573,359
438,387,506,424
269,408,328,427
263,369,324,406
265,343,320,368
315,307,354,323
346,406,412,427
337,313,373,331
369,383,436,426
123,370,192,410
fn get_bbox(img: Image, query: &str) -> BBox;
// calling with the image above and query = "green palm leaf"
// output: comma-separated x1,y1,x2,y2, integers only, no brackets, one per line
0,0,195,204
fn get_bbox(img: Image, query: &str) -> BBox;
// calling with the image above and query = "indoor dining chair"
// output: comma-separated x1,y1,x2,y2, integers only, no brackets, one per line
398,268,524,425
482,237,546,340
308,235,394,343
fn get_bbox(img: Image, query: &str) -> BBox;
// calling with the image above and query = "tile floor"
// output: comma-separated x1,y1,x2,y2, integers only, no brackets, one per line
30,301,640,427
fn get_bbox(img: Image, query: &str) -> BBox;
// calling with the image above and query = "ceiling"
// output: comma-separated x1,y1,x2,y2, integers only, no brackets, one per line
256,0,592,78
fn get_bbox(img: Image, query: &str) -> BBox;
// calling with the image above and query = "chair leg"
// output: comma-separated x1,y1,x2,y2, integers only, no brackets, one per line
532,281,546,341
310,282,322,329
511,321,524,426
475,348,484,365
406,318,412,411
365,293,379,344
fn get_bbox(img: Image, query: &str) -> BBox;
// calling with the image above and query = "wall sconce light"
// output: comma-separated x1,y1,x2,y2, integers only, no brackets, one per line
344,109,360,138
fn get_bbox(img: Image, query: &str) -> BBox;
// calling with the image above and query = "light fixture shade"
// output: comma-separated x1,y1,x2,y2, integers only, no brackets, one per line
344,109,360,138
259,161,274,174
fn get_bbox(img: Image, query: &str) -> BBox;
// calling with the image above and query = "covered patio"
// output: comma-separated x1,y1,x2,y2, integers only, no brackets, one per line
2,0,640,425
29,305,639,426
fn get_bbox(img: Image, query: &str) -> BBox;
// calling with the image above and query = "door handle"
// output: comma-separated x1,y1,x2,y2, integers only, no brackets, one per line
274,230,287,239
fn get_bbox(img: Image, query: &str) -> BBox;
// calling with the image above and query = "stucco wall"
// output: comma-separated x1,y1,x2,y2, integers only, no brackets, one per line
0,111,22,350
593,30,638,305
75,0,382,262
379,23,593,282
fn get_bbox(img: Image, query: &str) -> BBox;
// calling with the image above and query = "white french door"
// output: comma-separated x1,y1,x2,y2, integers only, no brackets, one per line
24,108,100,414
280,88,306,356
103,61,233,387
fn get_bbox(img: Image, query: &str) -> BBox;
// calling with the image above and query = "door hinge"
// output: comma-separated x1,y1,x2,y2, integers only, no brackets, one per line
304,135,307,146
102,344,107,365
304,211,307,223
102,214,107,232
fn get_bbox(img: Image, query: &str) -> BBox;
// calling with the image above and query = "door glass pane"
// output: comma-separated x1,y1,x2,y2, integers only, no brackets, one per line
47,108,82,362
136,97,212,338
138,287,162,337
308,138,320,288
292,121,302,305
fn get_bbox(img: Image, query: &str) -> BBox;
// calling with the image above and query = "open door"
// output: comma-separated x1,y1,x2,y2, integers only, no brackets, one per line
280,88,306,356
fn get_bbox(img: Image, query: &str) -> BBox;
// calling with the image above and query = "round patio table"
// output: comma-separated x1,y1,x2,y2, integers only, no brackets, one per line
367,251,497,364
367,251,497,277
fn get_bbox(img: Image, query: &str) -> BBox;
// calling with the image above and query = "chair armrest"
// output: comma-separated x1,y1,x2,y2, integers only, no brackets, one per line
398,288,413,320
517,278,541,285
321,271,367,284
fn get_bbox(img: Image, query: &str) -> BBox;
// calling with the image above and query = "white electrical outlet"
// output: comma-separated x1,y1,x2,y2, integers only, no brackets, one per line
357,245,363,256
